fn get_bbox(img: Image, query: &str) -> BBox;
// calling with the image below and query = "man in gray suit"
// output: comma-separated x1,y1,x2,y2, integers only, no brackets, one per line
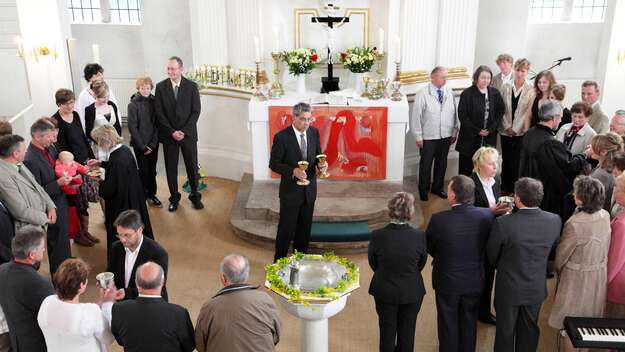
581,80,609,134
0,226,54,352
0,134,56,230
487,177,561,352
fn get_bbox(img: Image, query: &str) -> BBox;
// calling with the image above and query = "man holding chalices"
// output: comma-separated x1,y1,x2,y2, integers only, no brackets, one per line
269,102,328,262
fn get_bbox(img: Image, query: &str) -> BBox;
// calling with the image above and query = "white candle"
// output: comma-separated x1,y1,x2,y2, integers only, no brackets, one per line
273,26,280,52
394,36,401,63
378,28,384,53
254,36,260,62
92,43,100,63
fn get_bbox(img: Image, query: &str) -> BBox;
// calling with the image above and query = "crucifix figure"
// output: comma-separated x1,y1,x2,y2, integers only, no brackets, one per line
312,2,349,93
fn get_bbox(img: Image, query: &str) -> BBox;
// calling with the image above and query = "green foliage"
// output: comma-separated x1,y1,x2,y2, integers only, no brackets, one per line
282,48,318,76
338,47,377,73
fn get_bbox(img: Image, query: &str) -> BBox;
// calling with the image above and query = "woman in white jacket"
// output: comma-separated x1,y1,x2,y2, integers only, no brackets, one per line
555,101,597,155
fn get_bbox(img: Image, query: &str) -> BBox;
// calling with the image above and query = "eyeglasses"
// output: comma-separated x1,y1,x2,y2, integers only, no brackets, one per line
115,232,136,240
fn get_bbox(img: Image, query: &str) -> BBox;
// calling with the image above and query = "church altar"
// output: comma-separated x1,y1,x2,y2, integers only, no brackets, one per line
248,92,409,182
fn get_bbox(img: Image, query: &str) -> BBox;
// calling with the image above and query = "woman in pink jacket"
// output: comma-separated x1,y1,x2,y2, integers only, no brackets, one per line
608,173,625,318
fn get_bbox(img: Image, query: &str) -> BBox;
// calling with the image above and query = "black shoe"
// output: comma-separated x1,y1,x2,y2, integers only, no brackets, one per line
478,314,497,325
149,196,163,208
419,193,429,202
192,199,204,210
432,191,448,199
168,202,178,212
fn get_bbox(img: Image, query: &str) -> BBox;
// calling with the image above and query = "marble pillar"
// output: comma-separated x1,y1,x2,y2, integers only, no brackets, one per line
436,0,479,69
189,0,229,66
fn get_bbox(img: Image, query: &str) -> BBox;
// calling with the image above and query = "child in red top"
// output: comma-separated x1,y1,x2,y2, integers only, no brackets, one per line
55,151,88,195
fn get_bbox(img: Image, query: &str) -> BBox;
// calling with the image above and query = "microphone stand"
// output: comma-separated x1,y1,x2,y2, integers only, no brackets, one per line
529,58,570,80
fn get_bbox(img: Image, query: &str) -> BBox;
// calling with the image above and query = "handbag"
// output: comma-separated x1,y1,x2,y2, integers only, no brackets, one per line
80,174,100,203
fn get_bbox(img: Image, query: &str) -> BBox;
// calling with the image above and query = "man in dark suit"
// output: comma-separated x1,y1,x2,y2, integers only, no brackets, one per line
154,56,203,212
426,175,494,352
0,199,14,265
0,226,54,352
487,177,561,352
23,119,71,274
107,210,169,301
111,262,195,352
269,102,327,262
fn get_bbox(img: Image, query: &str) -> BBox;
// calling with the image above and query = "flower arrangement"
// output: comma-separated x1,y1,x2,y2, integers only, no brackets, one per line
282,48,318,76
338,46,376,73
265,251,359,304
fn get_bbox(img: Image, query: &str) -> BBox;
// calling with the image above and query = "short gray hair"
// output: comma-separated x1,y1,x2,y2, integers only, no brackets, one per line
292,102,312,117
168,56,183,68
387,192,415,221
135,262,165,289
12,226,45,259
430,66,447,76
450,175,475,204
220,253,250,284
615,110,625,118
538,100,563,122
514,178,544,207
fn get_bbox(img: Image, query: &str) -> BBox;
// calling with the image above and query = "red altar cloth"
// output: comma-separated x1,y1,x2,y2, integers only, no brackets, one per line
268,106,388,180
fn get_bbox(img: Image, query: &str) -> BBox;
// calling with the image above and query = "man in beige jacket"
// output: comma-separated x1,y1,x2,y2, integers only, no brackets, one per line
0,135,56,230
195,254,281,352
581,80,609,134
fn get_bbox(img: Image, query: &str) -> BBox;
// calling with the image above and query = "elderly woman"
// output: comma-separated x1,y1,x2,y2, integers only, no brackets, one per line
455,65,505,176
499,58,535,194
556,102,596,155
548,176,611,352
37,258,116,351
588,132,623,211
89,124,153,261
529,70,556,128
607,173,625,319
469,147,511,325
368,192,427,352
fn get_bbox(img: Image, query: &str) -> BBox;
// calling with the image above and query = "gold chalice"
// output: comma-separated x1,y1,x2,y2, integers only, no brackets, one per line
316,154,330,178
297,161,310,186
361,74,370,98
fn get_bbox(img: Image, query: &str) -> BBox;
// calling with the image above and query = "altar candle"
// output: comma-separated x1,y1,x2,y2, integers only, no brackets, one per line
378,28,384,53
92,43,100,63
254,36,260,62
394,36,401,63
273,26,280,52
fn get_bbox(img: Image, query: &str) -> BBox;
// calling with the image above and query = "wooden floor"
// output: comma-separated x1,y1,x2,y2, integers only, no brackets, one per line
39,176,561,352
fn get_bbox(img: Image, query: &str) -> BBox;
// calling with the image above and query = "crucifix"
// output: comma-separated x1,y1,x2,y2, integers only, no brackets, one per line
312,14,349,93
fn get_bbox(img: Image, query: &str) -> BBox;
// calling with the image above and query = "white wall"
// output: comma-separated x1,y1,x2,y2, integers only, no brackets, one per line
0,0,30,117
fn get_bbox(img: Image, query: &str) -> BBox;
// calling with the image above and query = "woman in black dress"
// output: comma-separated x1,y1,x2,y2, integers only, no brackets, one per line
52,88,98,247
529,70,557,128
455,66,505,176
88,124,154,263
368,192,427,352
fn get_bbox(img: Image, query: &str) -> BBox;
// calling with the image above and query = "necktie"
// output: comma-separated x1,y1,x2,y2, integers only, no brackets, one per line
300,133,307,159
174,85,179,100
437,89,443,104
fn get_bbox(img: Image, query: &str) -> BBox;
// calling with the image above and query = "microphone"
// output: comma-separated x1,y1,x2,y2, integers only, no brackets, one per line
555,57,572,63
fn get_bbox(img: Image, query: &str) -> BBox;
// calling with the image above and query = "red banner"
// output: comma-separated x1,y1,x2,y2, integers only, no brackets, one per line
269,106,388,180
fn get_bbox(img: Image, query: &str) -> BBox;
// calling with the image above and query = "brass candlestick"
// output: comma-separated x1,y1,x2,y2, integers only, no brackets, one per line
375,51,386,79
253,61,267,101
269,51,284,98
361,73,370,98
390,61,403,101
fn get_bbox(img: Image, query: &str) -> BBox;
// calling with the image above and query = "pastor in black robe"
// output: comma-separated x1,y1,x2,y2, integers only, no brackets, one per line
99,144,154,261
519,124,589,222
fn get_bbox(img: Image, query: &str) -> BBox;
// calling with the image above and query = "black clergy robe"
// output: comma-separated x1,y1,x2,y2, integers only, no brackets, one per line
99,145,154,261
519,124,589,221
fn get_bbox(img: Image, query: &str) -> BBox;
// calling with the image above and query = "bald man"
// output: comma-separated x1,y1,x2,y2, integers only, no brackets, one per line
195,254,281,352
110,262,195,352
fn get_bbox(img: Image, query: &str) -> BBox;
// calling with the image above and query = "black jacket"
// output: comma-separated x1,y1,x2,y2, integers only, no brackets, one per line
471,172,501,209
154,77,201,144
487,208,561,306
368,223,427,304
128,94,159,151
426,204,494,295
52,111,94,164
0,261,54,352
456,85,505,156
519,124,588,218
269,126,322,204
111,297,195,352
85,101,123,142
0,200,14,264
107,236,168,301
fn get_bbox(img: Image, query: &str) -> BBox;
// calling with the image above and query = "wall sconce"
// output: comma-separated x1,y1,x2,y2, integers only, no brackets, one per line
15,36,58,62
618,49,625,65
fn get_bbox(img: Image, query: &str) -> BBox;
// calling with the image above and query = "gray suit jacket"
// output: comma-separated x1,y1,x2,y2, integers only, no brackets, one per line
0,160,55,230
589,102,609,134
487,208,561,306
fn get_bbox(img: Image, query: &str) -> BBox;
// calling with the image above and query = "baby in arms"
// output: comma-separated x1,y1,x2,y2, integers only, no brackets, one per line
55,151,89,195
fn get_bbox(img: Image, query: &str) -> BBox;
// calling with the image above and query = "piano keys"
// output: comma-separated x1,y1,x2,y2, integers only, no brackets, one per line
564,316,625,350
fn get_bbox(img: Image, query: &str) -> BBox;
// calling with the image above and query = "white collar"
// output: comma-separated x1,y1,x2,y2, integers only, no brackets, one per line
124,235,143,255
292,125,307,137
110,144,123,153
138,294,161,298
478,174,495,187
519,207,539,210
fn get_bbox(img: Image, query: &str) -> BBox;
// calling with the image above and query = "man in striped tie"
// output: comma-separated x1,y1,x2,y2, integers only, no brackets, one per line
269,102,327,262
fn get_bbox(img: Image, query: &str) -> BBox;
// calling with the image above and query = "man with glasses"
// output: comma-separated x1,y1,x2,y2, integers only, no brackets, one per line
269,102,327,262
107,209,169,301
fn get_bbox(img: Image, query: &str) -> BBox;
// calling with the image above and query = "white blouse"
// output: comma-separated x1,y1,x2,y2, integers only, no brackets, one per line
479,175,497,208
37,295,114,352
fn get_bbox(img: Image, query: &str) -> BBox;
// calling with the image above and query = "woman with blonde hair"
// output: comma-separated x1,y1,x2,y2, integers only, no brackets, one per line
588,132,623,211
84,80,121,144
88,125,153,262
548,175,611,352
368,192,427,352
